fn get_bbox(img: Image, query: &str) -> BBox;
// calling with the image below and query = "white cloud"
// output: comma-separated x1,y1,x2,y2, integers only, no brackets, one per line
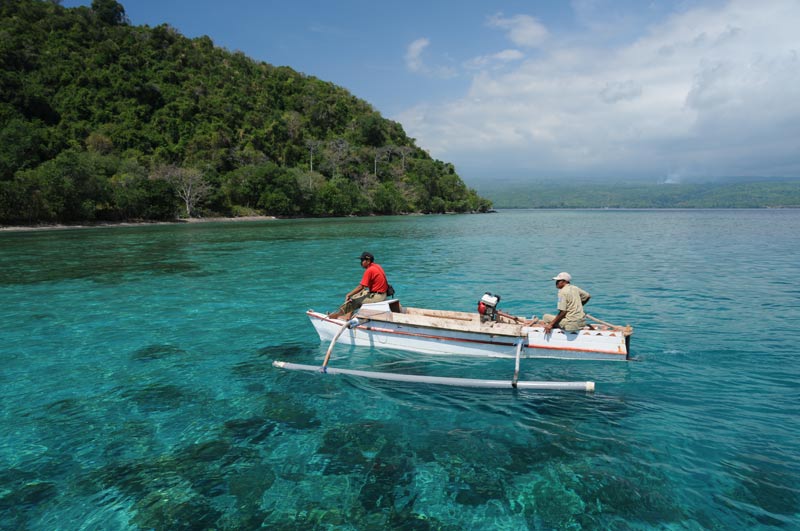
404,37,457,79
397,0,800,181
600,80,642,103
464,49,525,70
487,13,548,48
405,37,429,73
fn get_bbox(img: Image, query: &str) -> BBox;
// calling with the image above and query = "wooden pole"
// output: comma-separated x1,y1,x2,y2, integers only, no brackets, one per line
586,313,619,329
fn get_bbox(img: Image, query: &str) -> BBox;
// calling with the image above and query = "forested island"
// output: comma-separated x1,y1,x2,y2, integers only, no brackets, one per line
0,0,492,226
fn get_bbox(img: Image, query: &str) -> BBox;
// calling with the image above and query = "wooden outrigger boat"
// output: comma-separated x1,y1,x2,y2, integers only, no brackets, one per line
309,299,631,361
272,298,633,392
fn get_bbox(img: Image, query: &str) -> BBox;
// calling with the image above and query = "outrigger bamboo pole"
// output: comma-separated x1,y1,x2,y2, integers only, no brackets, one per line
274,361,595,392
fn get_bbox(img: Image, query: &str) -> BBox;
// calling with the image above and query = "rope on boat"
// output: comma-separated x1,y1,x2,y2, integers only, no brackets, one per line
274,361,595,392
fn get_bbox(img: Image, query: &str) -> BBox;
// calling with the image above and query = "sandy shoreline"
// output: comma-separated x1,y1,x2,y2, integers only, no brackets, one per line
0,215,278,233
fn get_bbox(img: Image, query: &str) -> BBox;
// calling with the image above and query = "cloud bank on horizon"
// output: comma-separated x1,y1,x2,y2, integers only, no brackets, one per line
396,0,800,182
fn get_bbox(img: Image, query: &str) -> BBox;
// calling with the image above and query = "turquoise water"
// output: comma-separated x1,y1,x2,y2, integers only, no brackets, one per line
1,210,799,530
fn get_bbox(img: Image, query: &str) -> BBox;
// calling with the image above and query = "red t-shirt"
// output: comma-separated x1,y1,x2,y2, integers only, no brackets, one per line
360,263,388,293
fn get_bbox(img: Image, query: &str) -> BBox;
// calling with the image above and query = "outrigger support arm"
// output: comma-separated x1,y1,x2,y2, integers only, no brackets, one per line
320,317,359,372
512,337,524,387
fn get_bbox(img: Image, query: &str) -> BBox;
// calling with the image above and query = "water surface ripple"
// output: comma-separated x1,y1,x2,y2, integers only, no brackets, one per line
1,210,798,529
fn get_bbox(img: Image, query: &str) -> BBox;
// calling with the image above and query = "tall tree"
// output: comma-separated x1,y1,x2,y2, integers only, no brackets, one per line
396,146,413,172
373,146,392,177
305,139,323,172
153,165,209,218
91,0,128,25
327,138,349,178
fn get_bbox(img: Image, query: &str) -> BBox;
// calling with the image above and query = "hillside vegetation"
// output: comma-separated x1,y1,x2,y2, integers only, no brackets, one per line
0,0,491,225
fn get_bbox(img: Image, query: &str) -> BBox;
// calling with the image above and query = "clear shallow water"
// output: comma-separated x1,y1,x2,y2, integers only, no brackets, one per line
1,210,798,530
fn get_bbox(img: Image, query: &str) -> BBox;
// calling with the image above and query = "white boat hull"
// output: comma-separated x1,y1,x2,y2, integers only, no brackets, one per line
307,300,629,362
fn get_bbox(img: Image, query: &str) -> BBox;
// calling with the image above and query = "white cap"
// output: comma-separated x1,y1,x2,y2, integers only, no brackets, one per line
552,272,572,281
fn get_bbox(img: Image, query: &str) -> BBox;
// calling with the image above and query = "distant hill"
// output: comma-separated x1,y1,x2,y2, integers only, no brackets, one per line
0,0,491,225
478,179,800,209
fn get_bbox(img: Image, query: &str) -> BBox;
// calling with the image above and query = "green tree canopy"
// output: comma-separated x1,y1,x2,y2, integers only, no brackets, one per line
0,0,491,224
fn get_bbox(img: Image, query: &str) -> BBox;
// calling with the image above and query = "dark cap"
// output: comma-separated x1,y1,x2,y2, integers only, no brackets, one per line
359,252,374,261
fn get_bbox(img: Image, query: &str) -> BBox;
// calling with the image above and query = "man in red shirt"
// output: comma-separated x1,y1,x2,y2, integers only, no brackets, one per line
329,252,389,319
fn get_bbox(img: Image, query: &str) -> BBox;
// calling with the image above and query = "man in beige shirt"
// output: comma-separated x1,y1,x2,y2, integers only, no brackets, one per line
542,272,591,332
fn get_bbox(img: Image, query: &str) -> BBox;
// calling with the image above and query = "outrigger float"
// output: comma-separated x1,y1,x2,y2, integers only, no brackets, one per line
272,297,633,392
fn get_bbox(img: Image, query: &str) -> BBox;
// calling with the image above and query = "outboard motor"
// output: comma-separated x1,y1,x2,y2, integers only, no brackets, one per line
477,292,501,322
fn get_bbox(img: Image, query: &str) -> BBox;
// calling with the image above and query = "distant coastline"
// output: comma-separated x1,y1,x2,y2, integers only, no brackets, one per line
478,179,800,209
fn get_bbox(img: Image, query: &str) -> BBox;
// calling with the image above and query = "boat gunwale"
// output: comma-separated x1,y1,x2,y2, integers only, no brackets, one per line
307,308,629,340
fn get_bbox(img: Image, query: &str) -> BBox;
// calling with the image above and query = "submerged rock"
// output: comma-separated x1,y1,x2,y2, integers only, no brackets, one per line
222,416,276,444
0,479,57,509
262,392,320,429
122,382,192,411
131,344,189,361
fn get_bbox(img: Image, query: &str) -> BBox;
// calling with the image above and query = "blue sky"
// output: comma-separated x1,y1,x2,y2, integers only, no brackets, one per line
63,0,800,185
